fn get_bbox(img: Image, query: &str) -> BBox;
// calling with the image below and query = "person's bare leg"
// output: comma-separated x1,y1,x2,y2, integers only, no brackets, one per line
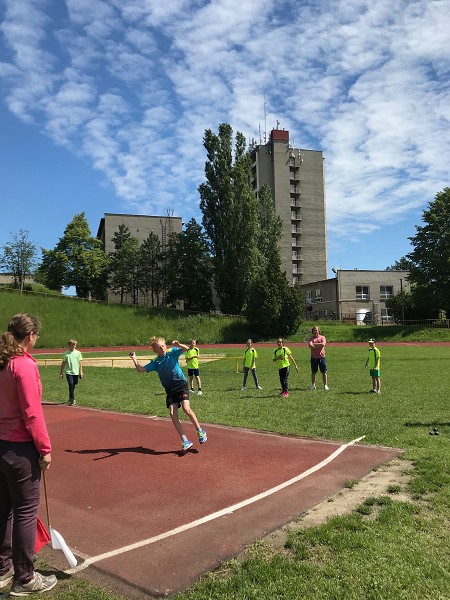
169,404,185,439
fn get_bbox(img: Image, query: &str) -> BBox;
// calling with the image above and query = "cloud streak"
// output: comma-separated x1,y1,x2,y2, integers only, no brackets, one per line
0,0,449,248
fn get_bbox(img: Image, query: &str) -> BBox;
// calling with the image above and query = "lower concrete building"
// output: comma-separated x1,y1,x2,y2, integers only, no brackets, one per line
301,269,410,324
97,212,183,306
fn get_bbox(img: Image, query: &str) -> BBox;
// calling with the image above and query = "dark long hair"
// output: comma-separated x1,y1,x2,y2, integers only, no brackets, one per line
0,313,41,370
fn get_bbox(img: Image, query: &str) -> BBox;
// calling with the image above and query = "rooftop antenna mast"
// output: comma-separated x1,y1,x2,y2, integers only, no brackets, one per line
264,95,267,143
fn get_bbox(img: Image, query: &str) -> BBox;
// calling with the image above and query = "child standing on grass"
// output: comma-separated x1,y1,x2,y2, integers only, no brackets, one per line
365,338,381,394
185,339,202,395
241,339,262,390
129,338,207,452
273,338,299,397
60,339,83,406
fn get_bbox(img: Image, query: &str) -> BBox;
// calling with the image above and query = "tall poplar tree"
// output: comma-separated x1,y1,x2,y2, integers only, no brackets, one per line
199,124,260,314
245,184,304,336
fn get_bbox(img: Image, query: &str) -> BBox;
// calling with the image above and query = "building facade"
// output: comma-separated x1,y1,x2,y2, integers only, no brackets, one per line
301,269,411,323
97,212,183,305
250,129,328,285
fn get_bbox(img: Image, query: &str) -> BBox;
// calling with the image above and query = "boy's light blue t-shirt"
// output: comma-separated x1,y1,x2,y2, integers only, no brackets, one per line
144,347,186,391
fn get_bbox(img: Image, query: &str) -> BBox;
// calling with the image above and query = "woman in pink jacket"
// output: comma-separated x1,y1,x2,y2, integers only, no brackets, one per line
0,313,57,596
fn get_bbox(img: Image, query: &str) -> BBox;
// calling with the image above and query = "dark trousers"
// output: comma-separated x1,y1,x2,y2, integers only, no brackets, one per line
242,367,260,388
279,366,290,393
0,440,41,584
66,374,79,401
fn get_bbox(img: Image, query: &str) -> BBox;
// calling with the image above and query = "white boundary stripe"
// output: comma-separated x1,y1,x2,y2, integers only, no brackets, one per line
67,435,365,574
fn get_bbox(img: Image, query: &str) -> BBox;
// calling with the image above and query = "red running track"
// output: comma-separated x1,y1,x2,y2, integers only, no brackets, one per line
38,404,401,598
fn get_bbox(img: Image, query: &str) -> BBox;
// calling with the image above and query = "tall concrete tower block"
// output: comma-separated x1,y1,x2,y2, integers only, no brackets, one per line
250,129,328,285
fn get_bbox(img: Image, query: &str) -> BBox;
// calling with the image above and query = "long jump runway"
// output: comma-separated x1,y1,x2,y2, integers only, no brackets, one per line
40,404,400,597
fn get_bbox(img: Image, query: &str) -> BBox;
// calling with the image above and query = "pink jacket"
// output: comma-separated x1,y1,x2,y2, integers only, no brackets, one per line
0,352,51,455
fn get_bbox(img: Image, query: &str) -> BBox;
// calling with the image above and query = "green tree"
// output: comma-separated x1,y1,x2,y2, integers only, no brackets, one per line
386,257,414,271
164,218,213,311
38,213,109,299
109,227,141,304
0,229,37,293
108,225,139,304
199,124,260,314
245,185,304,336
407,187,450,314
140,232,163,307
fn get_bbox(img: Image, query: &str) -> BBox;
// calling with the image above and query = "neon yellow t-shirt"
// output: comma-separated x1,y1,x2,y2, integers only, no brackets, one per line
185,347,199,369
368,347,381,370
273,346,291,369
244,347,258,368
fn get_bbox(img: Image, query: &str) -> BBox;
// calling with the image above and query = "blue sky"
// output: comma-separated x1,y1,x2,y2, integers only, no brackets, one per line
1,0,449,279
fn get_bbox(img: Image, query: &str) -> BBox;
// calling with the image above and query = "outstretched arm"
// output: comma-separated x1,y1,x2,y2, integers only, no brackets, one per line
129,352,147,373
171,340,189,352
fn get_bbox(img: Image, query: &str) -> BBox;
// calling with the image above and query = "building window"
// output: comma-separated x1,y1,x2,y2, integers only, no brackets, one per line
380,285,393,300
292,237,297,246
314,289,322,302
292,251,298,259
293,276,298,285
381,308,393,322
356,285,369,300
305,290,313,302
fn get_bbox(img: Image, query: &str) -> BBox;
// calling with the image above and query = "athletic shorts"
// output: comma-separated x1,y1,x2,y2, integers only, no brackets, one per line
166,383,190,409
310,357,327,374
187,368,200,376
369,369,380,377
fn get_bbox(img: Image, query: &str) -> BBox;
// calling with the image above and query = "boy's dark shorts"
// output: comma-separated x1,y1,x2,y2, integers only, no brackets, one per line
187,368,200,376
166,383,190,408
310,357,327,374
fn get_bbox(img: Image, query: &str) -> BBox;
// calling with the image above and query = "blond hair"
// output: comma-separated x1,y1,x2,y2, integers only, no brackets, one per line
149,336,165,351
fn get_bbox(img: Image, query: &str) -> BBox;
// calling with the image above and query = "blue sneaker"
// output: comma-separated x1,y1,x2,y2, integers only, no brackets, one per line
182,439,193,451
197,429,207,444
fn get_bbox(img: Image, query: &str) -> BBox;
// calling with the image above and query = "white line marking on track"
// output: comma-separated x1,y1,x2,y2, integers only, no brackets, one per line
67,435,365,573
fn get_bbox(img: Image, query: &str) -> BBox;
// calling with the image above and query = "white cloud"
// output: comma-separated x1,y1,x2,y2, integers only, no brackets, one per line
0,0,449,253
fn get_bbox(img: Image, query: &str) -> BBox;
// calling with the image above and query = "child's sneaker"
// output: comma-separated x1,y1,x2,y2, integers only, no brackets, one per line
282,392,289,397
190,388,194,393
197,390,203,395
182,439,193,452
10,572,57,596
257,385,263,389
324,385,329,391
197,429,207,444
309,384,316,390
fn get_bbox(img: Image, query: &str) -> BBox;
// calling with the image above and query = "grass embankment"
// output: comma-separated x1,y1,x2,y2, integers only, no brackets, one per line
39,344,450,600
1,289,450,346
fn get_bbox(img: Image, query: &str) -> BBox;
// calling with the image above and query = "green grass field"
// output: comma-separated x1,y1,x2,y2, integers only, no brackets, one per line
37,344,450,600
2,290,450,598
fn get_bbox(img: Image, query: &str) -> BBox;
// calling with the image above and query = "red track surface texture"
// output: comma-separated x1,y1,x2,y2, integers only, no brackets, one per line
40,404,400,597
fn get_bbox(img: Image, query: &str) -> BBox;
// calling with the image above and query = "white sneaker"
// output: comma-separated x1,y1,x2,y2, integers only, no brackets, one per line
241,386,246,391
324,385,329,391
197,390,203,395
257,385,262,390
309,384,316,390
